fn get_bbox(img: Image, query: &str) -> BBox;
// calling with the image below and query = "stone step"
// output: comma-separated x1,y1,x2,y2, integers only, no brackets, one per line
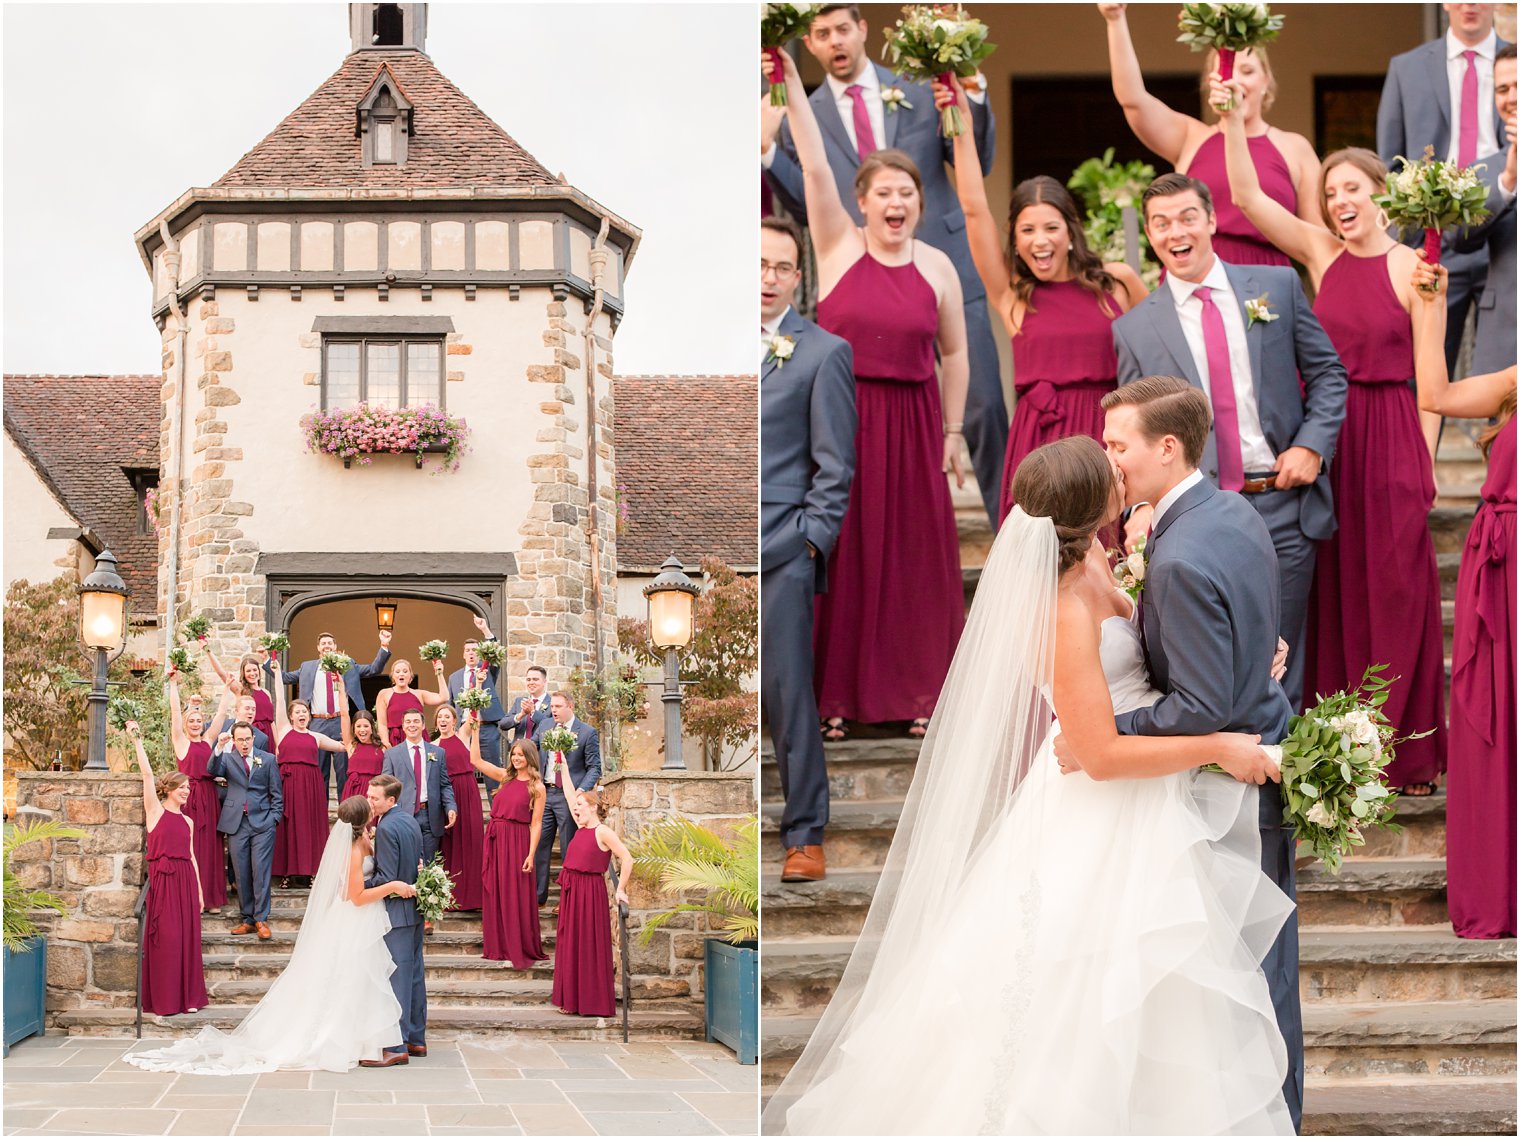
198,975,691,1007
197,926,547,954
1302,1076,1517,1136
760,737,919,803
1303,999,1517,1081
55,1003,705,1042
200,952,555,984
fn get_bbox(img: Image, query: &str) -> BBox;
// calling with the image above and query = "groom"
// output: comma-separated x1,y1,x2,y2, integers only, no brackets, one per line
360,774,426,1066
1096,375,1304,1129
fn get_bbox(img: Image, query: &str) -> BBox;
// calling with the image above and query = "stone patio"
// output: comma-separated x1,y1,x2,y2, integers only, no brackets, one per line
2,1036,757,1136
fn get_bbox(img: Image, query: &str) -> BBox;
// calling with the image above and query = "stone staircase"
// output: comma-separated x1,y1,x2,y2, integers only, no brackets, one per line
759,428,1516,1134
54,787,705,1043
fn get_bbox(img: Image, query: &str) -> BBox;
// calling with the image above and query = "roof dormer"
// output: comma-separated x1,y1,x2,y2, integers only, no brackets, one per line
349,3,427,53
356,65,415,166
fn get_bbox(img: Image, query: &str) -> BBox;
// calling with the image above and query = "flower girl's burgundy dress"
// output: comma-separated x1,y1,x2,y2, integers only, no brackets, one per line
551,827,615,1016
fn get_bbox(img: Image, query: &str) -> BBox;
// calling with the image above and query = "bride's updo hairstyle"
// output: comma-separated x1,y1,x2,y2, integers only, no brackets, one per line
1011,436,1118,575
336,795,371,839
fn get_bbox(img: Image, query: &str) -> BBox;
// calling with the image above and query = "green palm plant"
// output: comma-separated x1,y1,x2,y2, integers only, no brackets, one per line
630,815,758,945
4,817,87,951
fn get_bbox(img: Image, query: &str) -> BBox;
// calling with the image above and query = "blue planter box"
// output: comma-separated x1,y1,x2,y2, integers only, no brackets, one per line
703,938,757,1065
4,938,48,1056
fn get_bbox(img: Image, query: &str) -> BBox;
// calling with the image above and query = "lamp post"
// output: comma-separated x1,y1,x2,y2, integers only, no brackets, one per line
643,554,699,771
78,549,129,771
375,599,397,635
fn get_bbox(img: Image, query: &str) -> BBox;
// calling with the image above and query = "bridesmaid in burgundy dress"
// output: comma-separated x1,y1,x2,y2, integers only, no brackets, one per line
207,650,274,743
339,706,387,803
944,82,1146,520
774,49,968,740
166,674,231,912
434,700,484,912
551,784,632,1017
127,722,207,1016
377,658,449,747
1412,264,1517,939
1101,4,1321,266
470,721,547,967
271,681,346,884
1220,87,1447,792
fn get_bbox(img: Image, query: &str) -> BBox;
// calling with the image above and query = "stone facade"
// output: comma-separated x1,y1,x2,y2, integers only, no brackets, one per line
601,771,756,1000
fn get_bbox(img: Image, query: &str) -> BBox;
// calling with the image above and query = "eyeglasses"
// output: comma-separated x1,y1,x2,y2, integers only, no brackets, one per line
761,259,798,279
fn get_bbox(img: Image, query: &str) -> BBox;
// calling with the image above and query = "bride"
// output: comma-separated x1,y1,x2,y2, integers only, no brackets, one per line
763,436,1295,1135
126,796,415,1074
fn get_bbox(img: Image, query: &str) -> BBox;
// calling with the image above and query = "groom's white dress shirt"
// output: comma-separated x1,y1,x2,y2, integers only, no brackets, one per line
1152,468,1206,532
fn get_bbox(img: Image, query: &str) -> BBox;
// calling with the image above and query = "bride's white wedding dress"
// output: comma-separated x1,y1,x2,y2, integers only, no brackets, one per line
125,823,402,1074
764,508,1295,1136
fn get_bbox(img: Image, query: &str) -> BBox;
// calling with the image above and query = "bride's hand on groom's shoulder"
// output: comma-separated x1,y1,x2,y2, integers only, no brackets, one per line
1215,734,1280,786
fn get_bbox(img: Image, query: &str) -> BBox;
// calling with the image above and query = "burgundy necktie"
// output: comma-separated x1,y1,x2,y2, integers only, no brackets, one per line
846,84,877,162
326,670,337,715
1458,49,1479,167
412,744,423,812
1193,287,1245,493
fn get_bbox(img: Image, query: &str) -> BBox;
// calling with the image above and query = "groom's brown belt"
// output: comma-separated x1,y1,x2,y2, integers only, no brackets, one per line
1238,472,1279,494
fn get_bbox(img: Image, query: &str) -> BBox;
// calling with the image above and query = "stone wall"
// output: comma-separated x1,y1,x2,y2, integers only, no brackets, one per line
600,771,755,1002
11,773,149,1023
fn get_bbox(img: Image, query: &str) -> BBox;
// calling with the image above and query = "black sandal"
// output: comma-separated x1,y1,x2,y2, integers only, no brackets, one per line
821,718,850,742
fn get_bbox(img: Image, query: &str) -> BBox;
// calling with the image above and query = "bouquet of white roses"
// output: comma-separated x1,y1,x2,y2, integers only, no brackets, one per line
413,856,455,924
762,3,822,106
258,631,290,662
476,639,506,668
539,725,578,756
418,639,449,662
1374,147,1491,277
1177,3,1285,111
1109,535,1147,601
454,686,493,715
318,651,353,675
167,646,197,676
1216,665,1426,873
881,5,997,137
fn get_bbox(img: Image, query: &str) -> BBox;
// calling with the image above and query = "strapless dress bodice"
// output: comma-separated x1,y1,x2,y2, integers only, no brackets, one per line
1100,611,1162,716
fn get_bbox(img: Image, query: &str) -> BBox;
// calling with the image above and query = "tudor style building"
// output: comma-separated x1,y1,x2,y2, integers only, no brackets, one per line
135,3,639,698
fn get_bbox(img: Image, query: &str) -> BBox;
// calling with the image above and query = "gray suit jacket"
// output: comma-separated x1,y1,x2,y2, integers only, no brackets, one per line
1113,262,1348,542
273,647,391,712
382,739,458,837
447,654,505,724
1377,36,1512,169
206,745,282,834
1454,152,1517,374
766,63,995,299
761,307,857,591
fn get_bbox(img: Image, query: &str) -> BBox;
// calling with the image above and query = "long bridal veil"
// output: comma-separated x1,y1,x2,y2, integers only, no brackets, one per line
763,506,1061,1133
126,821,402,1074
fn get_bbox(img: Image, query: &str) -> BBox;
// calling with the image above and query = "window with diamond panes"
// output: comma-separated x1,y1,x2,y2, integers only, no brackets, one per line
321,337,444,410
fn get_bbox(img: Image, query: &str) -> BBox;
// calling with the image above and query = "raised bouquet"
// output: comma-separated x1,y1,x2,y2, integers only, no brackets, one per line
761,3,822,106
413,856,456,924
258,631,290,662
1374,147,1491,276
167,646,197,676
318,651,353,675
107,695,141,732
881,4,997,137
454,686,493,715
1177,3,1285,111
539,725,577,757
182,613,212,643
1214,665,1426,873
418,639,449,663
476,639,506,668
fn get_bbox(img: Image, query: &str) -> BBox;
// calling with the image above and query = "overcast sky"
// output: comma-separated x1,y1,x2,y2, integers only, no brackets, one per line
2,3,756,377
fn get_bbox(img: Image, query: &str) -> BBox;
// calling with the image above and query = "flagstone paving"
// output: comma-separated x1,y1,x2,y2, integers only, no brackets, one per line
2,1036,757,1136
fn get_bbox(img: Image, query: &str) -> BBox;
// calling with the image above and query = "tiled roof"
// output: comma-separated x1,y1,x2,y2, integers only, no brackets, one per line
214,49,558,190
3,375,161,608
614,376,757,572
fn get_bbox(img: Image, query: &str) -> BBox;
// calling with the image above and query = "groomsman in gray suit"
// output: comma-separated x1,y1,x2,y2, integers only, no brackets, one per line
508,664,552,747
1112,174,1347,709
207,721,283,940
271,629,392,797
1455,43,1517,374
761,215,856,883
762,3,1004,525
1378,4,1512,370
448,615,507,799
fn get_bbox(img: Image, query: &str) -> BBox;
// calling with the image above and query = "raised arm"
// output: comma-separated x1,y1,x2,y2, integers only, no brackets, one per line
1100,4,1201,165
417,660,450,707
339,696,356,751
204,645,236,691
467,714,510,783
1410,262,1518,416
166,674,191,759
203,685,235,745
272,672,292,748
940,78,1015,323
126,722,165,831
358,633,393,679
772,48,855,258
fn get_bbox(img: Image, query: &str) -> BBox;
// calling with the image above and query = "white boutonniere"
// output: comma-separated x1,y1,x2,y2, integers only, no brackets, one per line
767,334,796,368
1110,536,1148,601
1244,294,1279,328
881,86,912,112
252,757,263,768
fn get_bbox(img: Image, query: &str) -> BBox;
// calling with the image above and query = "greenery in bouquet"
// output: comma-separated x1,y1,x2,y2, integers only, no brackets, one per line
454,686,492,714
881,5,997,136
761,4,822,105
413,856,455,924
1068,148,1160,288
1108,535,1148,601
106,695,141,733
1177,3,1285,110
475,639,506,667
182,613,212,643
539,725,577,756
631,815,759,945
167,646,197,676
1374,147,1492,276
258,631,290,655
319,651,353,675
418,639,449,662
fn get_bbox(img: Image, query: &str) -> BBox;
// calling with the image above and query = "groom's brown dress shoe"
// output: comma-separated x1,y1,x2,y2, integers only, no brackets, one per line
407,1044,428,1057
358,1052,409,1068
255,922,272,940
781,844,826,882
229,922,254,935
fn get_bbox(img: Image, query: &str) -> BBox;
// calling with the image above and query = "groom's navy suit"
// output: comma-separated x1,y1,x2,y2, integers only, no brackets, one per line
761,306,855,850
1114,260,1347,708
367,806,425,1053
1115,476,1303,1130
207,743,282,924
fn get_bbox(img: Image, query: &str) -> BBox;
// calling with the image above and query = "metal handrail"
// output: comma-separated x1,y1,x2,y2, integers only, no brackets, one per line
614,868,631,1044
133,867,148,1039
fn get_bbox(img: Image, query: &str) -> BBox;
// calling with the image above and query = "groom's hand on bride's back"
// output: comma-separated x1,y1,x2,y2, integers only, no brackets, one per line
1216,734,1280,785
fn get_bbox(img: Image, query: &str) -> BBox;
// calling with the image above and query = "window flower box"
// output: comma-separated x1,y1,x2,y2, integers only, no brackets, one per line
301,404,470,472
